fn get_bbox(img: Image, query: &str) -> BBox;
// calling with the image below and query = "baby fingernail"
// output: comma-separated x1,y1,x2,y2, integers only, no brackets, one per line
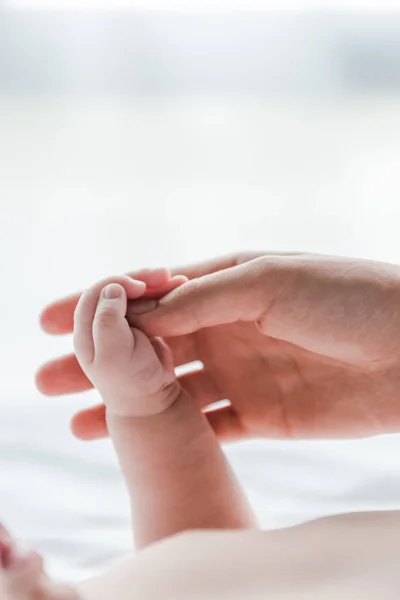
104,284,122,299
129,299,158,314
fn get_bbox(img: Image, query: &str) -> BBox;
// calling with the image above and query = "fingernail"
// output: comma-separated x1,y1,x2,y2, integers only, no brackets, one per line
129,298,158,314
104,284,122,300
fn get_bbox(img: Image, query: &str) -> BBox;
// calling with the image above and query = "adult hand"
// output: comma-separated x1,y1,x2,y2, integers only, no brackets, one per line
36,253,400,442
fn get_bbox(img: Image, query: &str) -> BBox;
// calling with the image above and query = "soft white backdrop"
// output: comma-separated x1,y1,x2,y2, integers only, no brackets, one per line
1,10,400,583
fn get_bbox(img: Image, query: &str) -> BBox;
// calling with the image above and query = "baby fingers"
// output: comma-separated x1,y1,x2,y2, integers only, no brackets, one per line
73,275,145,366
92,284,133,364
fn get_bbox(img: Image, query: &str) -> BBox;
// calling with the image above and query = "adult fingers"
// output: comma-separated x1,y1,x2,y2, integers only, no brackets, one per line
130,274,188,300
39,267,172,335
130,254,396,364
35,354,92,396
167,251,307,280
35,334,200,396
128,256,283,337
39,253,304,334
71,404,107,440
71,369,224,440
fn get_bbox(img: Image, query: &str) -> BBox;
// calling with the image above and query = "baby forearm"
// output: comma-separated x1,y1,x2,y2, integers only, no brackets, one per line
106,390,257,549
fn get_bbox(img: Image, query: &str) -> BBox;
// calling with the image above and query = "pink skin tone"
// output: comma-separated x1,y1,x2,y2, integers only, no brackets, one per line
0,524,77,600
73,275,257,548
1,272,255,599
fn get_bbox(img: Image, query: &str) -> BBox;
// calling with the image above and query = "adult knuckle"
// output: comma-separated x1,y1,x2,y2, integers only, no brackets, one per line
247,256,293,319
253,255,291,288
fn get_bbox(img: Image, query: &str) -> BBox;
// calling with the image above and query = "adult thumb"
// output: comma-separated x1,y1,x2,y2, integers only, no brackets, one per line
127,257,283,337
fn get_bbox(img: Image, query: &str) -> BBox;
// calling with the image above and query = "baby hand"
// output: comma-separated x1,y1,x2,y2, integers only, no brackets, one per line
1,522,78,600
73,276,181,418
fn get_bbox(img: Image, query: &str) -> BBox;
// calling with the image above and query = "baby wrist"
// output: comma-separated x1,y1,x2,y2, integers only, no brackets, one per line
104,381,184,420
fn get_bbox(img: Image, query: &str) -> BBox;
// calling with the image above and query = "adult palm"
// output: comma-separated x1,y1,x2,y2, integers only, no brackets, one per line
36,252,400,441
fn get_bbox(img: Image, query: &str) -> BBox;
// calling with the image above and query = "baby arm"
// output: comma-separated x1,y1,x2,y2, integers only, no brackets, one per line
73,276,257,550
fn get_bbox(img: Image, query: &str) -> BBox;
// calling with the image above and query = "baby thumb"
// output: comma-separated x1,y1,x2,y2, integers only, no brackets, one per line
93,284,131,360
128,258,274,337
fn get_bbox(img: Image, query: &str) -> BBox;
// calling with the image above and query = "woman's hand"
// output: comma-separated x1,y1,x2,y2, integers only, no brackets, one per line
36,253,400,442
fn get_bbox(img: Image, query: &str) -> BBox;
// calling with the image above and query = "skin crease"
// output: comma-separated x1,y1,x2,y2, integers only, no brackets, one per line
72,276,256,549
1,270,255,600
6,254,400,599
37,252,400,442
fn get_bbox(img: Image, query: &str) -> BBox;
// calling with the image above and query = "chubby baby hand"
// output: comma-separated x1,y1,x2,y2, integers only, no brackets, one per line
73,276,181,418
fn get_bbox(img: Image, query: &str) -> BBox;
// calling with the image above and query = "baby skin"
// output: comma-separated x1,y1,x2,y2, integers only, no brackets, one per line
0,523,78,600
1,275,256,600
73,275,257,548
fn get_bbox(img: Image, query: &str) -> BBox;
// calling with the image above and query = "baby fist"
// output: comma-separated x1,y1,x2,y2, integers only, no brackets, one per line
73,276,180,418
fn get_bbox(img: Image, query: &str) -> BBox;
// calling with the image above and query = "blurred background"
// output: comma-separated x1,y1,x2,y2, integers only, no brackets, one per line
1,4,400,582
